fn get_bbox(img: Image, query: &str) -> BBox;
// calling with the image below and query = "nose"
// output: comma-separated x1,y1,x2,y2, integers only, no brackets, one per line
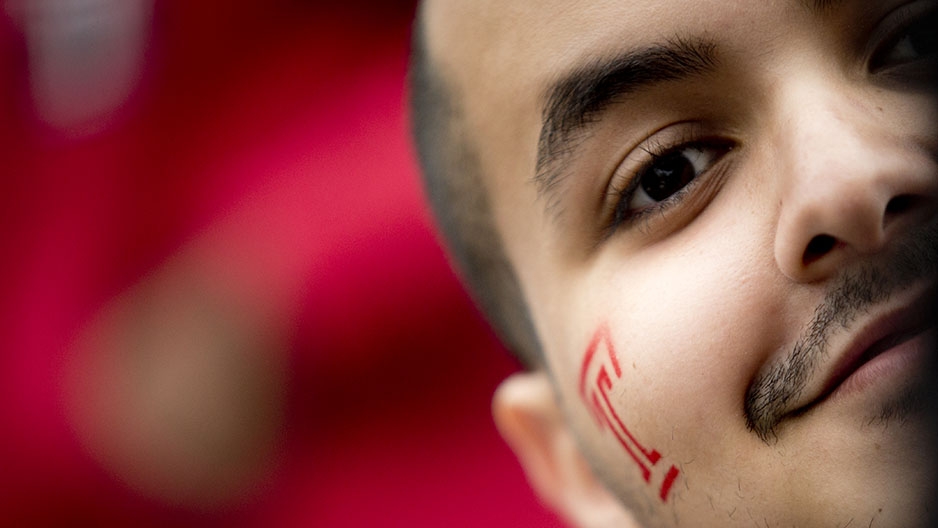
773,83,938,283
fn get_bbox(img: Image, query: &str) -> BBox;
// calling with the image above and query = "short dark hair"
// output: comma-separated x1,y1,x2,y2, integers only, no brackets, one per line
408,10,542,368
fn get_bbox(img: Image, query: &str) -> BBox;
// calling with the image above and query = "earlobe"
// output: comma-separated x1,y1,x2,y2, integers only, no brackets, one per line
493,371,642,528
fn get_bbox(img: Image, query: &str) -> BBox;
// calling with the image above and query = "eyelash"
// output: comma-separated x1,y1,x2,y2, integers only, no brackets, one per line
604,132,733,236
869,2,938,74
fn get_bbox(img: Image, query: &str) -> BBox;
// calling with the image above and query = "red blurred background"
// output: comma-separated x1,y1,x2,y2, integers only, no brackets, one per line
0,1,563,526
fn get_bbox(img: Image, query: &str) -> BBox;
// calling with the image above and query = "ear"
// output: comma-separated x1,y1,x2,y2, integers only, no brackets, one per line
493,371,643,528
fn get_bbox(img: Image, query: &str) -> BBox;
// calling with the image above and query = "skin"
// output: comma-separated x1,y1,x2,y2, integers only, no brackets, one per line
423,0,938,527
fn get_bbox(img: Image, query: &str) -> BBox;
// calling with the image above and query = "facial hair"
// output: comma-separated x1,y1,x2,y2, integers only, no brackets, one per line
744,220,938,442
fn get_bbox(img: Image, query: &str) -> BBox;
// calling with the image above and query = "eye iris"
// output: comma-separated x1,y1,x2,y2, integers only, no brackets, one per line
640,150,696,201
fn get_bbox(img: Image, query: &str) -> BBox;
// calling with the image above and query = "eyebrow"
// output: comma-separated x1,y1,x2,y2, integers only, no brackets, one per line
533,37,718,203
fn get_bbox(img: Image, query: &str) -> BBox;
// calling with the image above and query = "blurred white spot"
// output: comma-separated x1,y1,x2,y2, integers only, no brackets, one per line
7,0,152,135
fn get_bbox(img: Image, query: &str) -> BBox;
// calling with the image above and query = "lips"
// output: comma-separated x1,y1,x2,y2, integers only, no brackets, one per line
811,284,936,406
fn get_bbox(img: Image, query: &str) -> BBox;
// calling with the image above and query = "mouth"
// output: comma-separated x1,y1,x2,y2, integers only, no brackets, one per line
811,285,937,407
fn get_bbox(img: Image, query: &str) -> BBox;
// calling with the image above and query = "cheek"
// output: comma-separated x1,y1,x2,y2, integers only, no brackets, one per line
573,322,683,503
554,212,795,491
597,230,779,417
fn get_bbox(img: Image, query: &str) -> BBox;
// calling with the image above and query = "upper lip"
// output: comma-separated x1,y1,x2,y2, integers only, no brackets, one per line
807,283,936,407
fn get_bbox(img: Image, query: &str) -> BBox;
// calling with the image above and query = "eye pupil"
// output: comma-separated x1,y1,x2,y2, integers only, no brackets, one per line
641,151,696,201
909,26,937,57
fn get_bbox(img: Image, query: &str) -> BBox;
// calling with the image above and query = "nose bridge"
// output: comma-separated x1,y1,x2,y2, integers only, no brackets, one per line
772,76,936,282
778,83,887,240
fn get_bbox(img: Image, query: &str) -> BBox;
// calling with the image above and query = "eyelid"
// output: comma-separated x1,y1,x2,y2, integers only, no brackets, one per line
605,122,705,204
867,0,938,72
600,123,732,239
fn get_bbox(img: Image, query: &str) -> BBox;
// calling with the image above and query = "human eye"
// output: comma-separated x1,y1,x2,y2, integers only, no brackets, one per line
869,2,938,74
605,133,733,235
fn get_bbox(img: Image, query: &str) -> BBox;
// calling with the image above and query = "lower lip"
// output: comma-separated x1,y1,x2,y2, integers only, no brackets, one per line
827,326,936,404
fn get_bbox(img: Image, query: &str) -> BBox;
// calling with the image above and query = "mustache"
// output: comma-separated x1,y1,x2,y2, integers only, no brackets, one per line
744,220,938,442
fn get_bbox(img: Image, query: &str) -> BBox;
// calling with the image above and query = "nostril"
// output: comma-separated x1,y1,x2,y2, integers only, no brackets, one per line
803,234,836,265
885,194,915,218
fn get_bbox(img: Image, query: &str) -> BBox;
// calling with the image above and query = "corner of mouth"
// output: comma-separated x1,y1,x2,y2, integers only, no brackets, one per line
791,286,938,415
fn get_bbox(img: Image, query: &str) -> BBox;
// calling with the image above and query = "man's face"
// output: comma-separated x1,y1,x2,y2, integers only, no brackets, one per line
424,0,938,526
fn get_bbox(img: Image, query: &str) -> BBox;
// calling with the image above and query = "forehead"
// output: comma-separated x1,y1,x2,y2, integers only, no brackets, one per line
422,0,775,138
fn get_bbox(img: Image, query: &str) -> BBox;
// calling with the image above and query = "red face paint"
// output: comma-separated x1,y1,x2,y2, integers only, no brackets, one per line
578,322,680,502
